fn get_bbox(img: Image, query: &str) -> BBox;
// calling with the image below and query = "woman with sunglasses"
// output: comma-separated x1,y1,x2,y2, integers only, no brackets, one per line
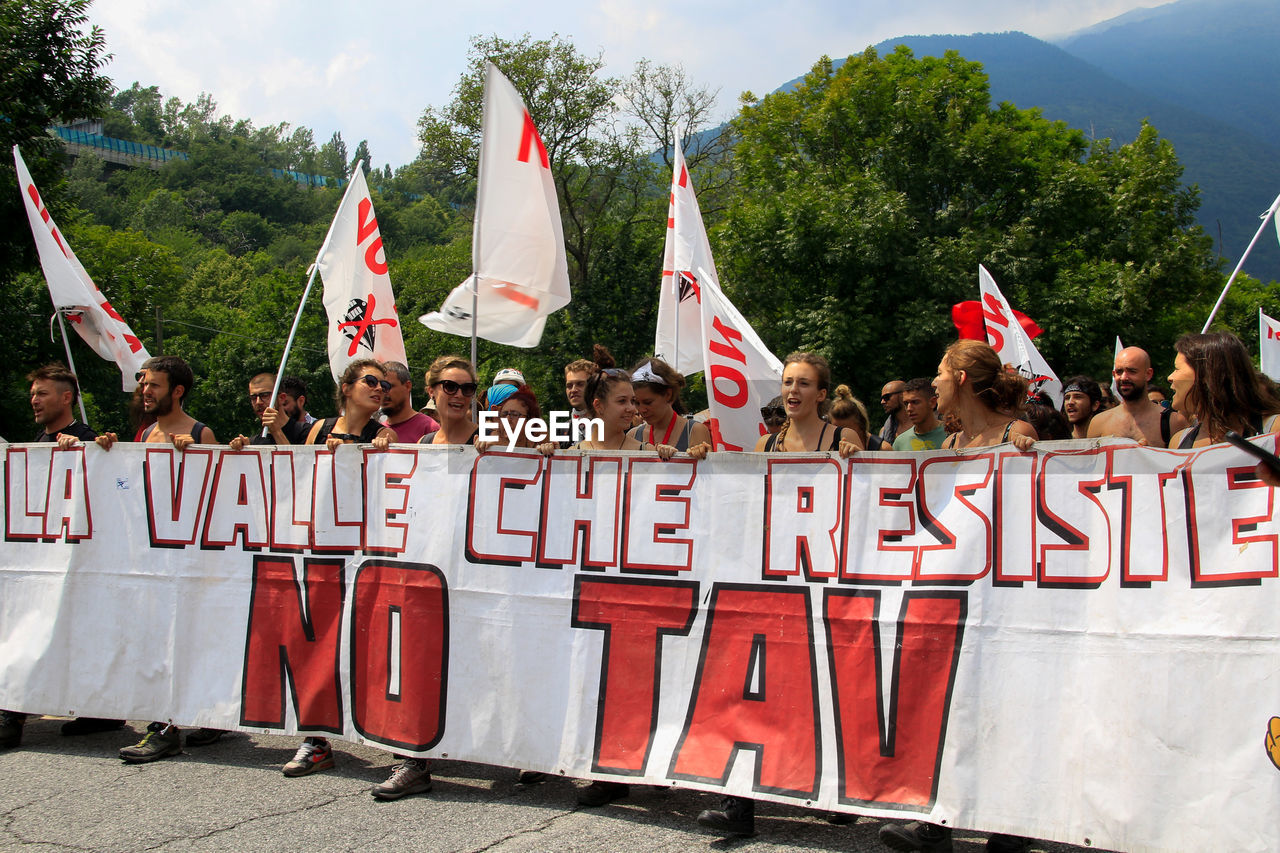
302,359,397,448
628,357,712,453
281,359,394,781
419,355,481,446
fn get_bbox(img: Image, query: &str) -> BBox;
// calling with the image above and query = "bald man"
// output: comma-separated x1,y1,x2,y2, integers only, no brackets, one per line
877,380,910,444
1088,346,1188,446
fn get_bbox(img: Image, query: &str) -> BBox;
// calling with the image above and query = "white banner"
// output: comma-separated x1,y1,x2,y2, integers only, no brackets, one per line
421,62,570,348
4,440,1280,853
1260,308,1280,381
316,162,407,381
14,145,150,390
979,265,1062,407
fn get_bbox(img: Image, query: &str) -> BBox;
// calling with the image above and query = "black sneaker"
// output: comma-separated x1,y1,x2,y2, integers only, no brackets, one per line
696,796,755,837
0,711,27,749
517,770,548,785
879,821,953,853
119,722,182,763
60,717,125,736
371,758,432,800
576,780,629,807
183,728,225,747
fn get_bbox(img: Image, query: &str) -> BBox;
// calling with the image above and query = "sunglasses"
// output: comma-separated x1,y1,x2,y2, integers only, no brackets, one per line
880,392,901,401
435,379,477,397
358,374,392,392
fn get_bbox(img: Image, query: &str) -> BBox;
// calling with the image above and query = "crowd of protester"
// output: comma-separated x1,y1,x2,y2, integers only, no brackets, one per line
4,328,1280,848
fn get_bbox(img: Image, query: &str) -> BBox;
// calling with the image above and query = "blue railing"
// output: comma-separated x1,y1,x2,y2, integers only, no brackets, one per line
52,126,190,163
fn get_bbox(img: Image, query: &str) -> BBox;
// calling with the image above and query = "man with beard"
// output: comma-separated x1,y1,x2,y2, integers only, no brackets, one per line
96,356,225,762
1088,347,1187,445
379,361,438,443
878,379,910,444
1061,376,1102,439
1,365,123,750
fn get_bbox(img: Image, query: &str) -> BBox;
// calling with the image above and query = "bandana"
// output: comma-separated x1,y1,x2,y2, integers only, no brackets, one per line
486,383,519,408
631,361,669,386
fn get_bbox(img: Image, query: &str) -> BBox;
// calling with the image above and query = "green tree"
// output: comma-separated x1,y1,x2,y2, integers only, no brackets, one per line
0,0,111,285
720,47,1222,397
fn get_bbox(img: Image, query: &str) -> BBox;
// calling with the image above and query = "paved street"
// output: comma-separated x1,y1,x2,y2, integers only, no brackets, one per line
0,718,1113,852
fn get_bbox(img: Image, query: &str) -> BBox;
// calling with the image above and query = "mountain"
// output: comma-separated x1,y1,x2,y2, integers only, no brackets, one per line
762,0,1280,280
1056,0,1280,147
864,31,1280,278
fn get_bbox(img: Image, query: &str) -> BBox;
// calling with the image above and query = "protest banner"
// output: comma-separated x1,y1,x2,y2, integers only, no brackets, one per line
3,440,1280,852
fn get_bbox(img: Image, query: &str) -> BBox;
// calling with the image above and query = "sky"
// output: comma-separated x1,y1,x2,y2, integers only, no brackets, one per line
87,0,1166,170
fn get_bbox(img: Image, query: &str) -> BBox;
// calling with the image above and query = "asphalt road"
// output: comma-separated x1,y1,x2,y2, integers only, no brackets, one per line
0,718,1115,852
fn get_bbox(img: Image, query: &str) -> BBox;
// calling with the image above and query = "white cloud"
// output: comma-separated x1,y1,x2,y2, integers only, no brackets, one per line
87,0,1163,170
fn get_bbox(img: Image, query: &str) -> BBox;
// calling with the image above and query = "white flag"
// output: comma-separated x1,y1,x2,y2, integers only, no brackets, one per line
695,267,783,450
655,141,720,377
978,265,1062,407
316,162,407,381
1260,309,1280,382
1112,336,1124,401
14,145,150,390
421,63,570,348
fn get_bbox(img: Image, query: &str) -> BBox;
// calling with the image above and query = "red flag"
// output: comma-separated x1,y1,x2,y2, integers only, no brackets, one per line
951,301,1043,340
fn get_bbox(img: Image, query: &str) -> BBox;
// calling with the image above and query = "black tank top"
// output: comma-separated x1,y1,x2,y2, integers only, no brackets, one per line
312,417,382,444
764,423,844,452
141,422,207,443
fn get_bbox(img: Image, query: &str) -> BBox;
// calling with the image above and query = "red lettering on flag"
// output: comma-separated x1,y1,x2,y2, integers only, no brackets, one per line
517,111,550,169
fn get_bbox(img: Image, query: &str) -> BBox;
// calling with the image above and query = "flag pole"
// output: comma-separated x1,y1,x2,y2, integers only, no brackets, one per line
1202,192,1280,332
52,310,89,424
469,62,497,419
262,262,320,437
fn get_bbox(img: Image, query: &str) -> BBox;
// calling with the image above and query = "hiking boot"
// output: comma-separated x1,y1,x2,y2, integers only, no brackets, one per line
986,834,1032,853
119,722,182,763
283,737,335,777
371,758,432,800
517,770,548,785
0,711,26,749
576,780,629,807
60,717,125,736
879,821,953,853
696,796,756,837
183,727,225,747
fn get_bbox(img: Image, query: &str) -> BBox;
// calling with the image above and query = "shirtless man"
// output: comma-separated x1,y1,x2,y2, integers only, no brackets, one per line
96,356,224,762
1088,347,1187,446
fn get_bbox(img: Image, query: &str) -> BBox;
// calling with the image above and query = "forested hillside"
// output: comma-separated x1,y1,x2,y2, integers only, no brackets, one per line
6,2,1273,443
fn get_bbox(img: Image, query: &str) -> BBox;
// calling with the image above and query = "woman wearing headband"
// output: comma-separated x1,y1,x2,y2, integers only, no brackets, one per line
419,355,481,446
628,357,712,452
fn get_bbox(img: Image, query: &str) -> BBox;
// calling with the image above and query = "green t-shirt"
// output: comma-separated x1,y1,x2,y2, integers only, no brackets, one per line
892,422,948,451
